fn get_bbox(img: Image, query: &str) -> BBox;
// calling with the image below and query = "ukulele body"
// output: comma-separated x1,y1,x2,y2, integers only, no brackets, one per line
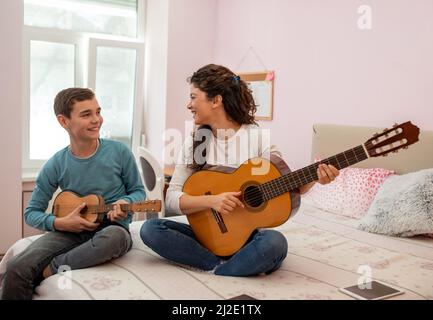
53,191,105,223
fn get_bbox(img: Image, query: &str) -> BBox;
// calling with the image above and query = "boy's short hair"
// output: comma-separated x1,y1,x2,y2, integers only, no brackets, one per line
54,88,95,118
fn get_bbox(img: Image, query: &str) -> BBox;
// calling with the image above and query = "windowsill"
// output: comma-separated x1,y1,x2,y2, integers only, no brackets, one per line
22,169,39,182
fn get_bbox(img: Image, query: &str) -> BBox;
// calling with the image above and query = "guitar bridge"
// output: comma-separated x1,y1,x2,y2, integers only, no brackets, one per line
211,208,228,234
205,192,228,234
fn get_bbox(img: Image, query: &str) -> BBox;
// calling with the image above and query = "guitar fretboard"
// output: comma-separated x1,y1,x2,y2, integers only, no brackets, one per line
86,203,136,214
260,145,368,200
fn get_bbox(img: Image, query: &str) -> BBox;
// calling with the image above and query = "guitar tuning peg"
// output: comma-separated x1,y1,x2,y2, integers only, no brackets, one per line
373,133,379,137
383,153,389,157
393,123,398,128
383,128,389,132
403,146,409,150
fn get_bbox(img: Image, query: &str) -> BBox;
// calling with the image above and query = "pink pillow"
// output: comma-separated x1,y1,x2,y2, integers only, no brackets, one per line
302,167,395,219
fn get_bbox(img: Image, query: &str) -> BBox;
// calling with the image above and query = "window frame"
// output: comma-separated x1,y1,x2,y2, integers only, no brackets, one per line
88,37,145,154
22,0,145,173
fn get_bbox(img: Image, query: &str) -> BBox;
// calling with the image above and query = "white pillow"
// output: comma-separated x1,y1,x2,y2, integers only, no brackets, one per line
358,168,433,237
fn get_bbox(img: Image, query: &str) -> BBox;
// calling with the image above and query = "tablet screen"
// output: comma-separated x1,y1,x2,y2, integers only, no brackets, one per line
341,281,404,300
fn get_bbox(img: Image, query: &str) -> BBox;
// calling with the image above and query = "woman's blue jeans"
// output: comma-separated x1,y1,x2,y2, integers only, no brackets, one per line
140,219,288,277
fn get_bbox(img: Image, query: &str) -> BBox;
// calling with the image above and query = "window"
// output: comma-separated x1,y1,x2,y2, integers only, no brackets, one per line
24,0,138,37
29,40,75,160
23,0,145,171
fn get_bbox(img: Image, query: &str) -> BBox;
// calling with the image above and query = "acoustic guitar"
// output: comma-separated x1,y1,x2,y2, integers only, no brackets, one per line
53,191,161,223
184,121,420,256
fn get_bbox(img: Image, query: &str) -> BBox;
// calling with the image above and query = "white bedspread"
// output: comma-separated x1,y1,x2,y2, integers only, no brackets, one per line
1,203,432,300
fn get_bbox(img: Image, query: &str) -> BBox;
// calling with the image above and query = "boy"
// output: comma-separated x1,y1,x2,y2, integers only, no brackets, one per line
1,88,145,300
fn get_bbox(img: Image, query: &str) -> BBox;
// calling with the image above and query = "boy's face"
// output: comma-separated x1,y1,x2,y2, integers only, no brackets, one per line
57,97,103,143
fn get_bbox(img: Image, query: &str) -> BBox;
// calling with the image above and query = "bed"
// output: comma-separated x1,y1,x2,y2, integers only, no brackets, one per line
1,123,432,300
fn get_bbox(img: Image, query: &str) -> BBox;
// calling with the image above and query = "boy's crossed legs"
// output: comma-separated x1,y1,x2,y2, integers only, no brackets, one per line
1,225,131,300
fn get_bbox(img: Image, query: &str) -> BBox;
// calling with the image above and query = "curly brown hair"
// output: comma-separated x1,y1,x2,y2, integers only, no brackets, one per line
187,64,258,170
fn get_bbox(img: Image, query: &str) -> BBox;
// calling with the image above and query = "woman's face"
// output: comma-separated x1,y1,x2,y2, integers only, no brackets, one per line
187,85,215,125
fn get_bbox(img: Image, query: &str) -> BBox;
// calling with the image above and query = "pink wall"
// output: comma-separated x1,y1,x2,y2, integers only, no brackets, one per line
0,1,23,253
144,0,217,164
143,0,169,163
212,0,433,169
166,0,217,126
163,0,217,163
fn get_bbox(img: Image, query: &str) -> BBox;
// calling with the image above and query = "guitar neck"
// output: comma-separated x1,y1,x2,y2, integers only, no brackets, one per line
261,145,368,200
86,203,137,214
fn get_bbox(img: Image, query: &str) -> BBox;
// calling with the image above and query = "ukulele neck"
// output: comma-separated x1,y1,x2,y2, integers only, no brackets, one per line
86,203,133,214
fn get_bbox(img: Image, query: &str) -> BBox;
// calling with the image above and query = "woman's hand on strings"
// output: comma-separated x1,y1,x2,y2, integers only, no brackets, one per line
211,192,245,214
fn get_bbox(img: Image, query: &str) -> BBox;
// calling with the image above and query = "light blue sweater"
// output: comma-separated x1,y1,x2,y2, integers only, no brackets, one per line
25,139,146,231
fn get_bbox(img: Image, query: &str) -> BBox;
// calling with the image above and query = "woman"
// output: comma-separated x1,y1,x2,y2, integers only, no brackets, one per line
140,64,339,276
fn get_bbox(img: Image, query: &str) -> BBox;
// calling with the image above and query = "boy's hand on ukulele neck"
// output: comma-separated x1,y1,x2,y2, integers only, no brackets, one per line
211,191,245,215
54,203,99,233
107,199,129,222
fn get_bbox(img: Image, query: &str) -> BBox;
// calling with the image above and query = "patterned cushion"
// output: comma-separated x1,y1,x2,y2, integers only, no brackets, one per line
302,167,395,219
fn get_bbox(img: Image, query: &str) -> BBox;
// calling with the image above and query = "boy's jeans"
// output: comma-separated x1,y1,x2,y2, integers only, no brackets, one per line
1,224,131,300
140,219,288,276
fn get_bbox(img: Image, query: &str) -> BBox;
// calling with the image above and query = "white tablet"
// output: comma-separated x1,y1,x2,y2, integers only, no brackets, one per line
339,280,405,300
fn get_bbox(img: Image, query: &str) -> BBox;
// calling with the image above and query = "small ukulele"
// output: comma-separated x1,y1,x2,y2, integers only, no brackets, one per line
53,191,161,223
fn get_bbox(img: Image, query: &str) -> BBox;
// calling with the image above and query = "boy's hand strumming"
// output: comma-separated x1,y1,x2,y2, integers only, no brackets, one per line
54,203,99,233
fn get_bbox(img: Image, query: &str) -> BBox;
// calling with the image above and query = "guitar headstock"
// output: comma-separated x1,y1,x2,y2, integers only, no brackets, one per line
364,121,420,158
132,200,162,213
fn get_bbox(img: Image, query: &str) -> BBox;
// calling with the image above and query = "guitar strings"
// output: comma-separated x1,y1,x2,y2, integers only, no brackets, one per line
53,202,152,208
54,205,106,209
53,204,132,214
242,150,367,203
243,151,364,203
217,133,404,204
245,152,364,202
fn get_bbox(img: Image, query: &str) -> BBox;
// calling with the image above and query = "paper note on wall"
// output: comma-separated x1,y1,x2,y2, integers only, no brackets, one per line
248,80,272,119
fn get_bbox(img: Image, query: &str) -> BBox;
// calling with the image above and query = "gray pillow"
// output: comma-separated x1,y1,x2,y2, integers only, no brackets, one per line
358,168,433,237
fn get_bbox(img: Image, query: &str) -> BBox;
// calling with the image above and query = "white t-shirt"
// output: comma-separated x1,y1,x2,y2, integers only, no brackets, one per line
165,124,281,215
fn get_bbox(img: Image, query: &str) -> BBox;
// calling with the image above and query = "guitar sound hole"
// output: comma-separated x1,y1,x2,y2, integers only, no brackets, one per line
243,186,264,208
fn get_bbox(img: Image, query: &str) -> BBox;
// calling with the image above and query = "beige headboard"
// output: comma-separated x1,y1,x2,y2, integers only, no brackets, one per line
311,123,433,174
